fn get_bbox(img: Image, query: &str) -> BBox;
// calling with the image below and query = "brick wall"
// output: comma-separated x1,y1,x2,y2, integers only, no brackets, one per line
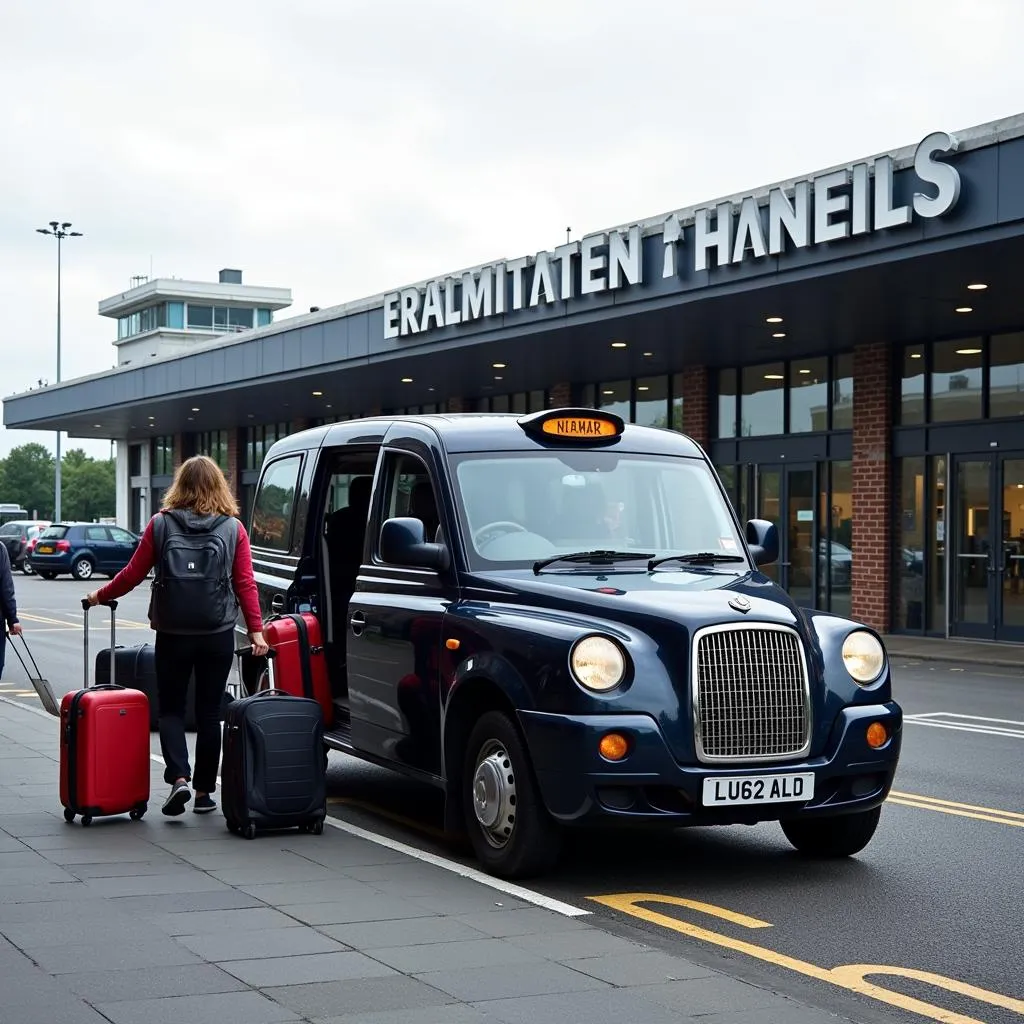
225,429,240,501
851,342,893,631
548,382,572,408
680,365,709,450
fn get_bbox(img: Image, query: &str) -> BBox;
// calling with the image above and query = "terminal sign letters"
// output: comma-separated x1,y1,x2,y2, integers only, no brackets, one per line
384,131,961,339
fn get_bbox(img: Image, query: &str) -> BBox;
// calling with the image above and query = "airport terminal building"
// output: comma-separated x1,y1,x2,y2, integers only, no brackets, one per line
6,114,1024,645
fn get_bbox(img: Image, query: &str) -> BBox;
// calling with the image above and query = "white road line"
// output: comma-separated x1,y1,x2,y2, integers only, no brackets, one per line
0,696,589,919
904,715,1024,740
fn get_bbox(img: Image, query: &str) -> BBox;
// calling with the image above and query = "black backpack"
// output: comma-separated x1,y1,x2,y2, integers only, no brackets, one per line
149,511,239,634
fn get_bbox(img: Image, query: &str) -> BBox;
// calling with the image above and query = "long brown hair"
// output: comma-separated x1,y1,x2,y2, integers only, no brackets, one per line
161,455,239,517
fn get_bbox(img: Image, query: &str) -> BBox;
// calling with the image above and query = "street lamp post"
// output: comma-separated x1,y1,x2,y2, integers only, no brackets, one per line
36,221,82,522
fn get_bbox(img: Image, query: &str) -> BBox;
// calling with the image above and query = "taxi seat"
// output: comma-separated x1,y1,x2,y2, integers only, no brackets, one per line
408,480,440,544
325,475,372,681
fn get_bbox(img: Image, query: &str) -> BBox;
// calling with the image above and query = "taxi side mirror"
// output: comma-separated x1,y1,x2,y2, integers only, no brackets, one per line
745,519,779,566
380,517,450,572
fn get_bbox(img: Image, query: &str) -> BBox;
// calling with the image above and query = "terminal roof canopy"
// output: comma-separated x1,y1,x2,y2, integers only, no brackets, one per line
6,115,1024,441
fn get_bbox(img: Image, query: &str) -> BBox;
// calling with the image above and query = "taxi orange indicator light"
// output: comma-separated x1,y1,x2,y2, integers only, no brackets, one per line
445,638,460,651
516,407,625,444
599,733,629,761
866,722,888,748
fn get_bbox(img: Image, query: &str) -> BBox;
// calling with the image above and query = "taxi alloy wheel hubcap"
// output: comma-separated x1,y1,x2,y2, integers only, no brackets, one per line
471,741,517,848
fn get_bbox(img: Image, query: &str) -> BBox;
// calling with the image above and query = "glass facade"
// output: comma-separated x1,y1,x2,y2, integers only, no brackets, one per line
716,353,854,437
151,435,174,476
118,302,268,338
243,422,291,472
192,430,229,472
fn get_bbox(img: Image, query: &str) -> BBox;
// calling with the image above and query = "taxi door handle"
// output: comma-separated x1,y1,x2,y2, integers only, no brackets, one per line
350,611,366,637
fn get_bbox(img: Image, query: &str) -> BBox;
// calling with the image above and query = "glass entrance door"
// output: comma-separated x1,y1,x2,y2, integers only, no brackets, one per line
756,464,817,607
951,454,1024,642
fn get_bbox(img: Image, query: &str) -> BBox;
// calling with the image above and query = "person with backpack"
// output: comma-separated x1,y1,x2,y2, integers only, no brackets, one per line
86,455,268,817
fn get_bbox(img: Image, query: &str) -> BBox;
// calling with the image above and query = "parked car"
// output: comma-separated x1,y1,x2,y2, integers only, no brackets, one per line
0,519,50,574
29,522,140,581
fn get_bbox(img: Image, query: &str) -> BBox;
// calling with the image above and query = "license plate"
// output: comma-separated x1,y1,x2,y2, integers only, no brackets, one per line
702,773,814,807
36,545,53,554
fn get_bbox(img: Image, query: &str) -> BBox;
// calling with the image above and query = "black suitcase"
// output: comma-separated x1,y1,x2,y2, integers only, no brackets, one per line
94,644,196,731
221,687,326,840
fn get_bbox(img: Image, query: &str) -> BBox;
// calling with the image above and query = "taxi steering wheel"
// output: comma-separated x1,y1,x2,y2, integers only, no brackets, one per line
473,521,528,549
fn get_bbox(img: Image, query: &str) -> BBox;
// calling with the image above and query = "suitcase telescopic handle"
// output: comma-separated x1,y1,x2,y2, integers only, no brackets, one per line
81,599,118,688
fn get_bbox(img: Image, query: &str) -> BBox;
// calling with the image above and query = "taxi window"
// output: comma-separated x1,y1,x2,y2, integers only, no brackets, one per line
380,452,441,547
452,452,743,566
251,455,301,551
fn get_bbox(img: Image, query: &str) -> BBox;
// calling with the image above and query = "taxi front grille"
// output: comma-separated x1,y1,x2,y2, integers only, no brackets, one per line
692,624,810,764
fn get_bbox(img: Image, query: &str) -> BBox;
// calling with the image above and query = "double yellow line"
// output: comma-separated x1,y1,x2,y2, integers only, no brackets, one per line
889,790,1024,829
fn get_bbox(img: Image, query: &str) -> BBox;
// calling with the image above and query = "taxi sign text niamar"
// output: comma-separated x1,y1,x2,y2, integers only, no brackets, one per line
542,417,618,438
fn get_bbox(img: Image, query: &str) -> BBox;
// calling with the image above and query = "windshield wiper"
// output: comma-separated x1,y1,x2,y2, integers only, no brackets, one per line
647,551,747,571
533,550,655,574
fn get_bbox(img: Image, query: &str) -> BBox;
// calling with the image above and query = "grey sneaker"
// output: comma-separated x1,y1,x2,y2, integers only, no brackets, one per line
162,781,191,816
193,794,217,814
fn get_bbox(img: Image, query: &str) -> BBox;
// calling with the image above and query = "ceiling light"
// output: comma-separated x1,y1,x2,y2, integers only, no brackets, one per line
799,369,810,374
956,347,982,355
764,374,784,380
602,389,615,395
766,316,783,324
191,407,200,412
326,404,332,408
93,423,102,428
910,352,922,359
955,306,973,314
494,375,503,380
247,414,254,419
492,362,506,369
772,332,786,339
967,282,988,290
643,351,653,357
187,416,193,422
312,390,323,396
611,341,627,348
401,377,413,383
637,386,649,392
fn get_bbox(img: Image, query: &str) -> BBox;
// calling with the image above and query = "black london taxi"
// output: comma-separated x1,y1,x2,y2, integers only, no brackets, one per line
238,408,902,879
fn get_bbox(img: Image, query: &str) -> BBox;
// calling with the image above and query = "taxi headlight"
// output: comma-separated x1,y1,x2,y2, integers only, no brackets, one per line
569,635,627,692
842,630,886,685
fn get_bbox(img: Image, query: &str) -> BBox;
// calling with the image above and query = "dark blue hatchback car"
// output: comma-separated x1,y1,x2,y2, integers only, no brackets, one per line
30,522,140,581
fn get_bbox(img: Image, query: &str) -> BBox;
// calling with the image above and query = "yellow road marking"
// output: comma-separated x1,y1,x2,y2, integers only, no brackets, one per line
17,611,151,629
889,791,1024,829
590,893,1024,1024
891,790,1024,821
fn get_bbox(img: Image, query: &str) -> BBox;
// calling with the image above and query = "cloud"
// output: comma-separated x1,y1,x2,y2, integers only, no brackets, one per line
2,0,1024,455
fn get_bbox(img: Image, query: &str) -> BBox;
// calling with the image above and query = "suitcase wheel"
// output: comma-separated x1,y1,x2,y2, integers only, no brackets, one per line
63,808,75,824
243,822,257,840
81,816,93,827
129,803,147,821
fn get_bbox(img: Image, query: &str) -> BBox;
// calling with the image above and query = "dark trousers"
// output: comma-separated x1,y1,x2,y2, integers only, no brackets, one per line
0,631,6,681
154,628,234,793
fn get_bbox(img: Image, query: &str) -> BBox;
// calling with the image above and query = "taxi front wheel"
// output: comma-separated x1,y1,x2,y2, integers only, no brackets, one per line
463,711,561,879
781,805,881,858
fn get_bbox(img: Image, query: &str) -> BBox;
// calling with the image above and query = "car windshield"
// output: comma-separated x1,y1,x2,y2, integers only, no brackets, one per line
451,451,746,569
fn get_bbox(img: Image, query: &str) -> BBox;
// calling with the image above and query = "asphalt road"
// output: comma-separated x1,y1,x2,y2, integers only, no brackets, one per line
3,574,1022,1024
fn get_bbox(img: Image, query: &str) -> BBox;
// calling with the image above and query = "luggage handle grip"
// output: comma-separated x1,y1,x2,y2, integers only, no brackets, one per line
81,599,118,688
234,646,275,658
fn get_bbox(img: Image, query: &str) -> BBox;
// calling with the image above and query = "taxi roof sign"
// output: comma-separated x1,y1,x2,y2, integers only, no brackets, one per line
517,408,625,444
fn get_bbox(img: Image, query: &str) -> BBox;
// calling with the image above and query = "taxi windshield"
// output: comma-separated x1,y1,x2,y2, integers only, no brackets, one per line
451,451,746,569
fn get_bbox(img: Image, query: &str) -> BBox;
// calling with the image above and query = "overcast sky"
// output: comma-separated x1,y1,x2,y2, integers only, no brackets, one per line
2,0,1023,458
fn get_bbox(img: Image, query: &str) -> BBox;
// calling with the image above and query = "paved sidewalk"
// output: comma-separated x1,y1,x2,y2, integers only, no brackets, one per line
882,633,1024,668
0,696,857,1024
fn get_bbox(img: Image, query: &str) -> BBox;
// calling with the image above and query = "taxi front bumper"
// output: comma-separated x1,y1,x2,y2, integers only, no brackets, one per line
517,702,902,827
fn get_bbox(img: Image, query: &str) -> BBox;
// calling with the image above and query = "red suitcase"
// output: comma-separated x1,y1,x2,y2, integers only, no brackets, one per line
263,613,333,727
59,600,151,826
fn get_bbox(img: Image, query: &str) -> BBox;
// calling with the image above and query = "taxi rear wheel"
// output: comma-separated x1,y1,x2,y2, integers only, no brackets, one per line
463,711,561,879
781,805,881,858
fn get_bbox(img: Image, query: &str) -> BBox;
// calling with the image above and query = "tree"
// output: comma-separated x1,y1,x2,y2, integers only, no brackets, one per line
0,443,55,518
62,457,115,522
